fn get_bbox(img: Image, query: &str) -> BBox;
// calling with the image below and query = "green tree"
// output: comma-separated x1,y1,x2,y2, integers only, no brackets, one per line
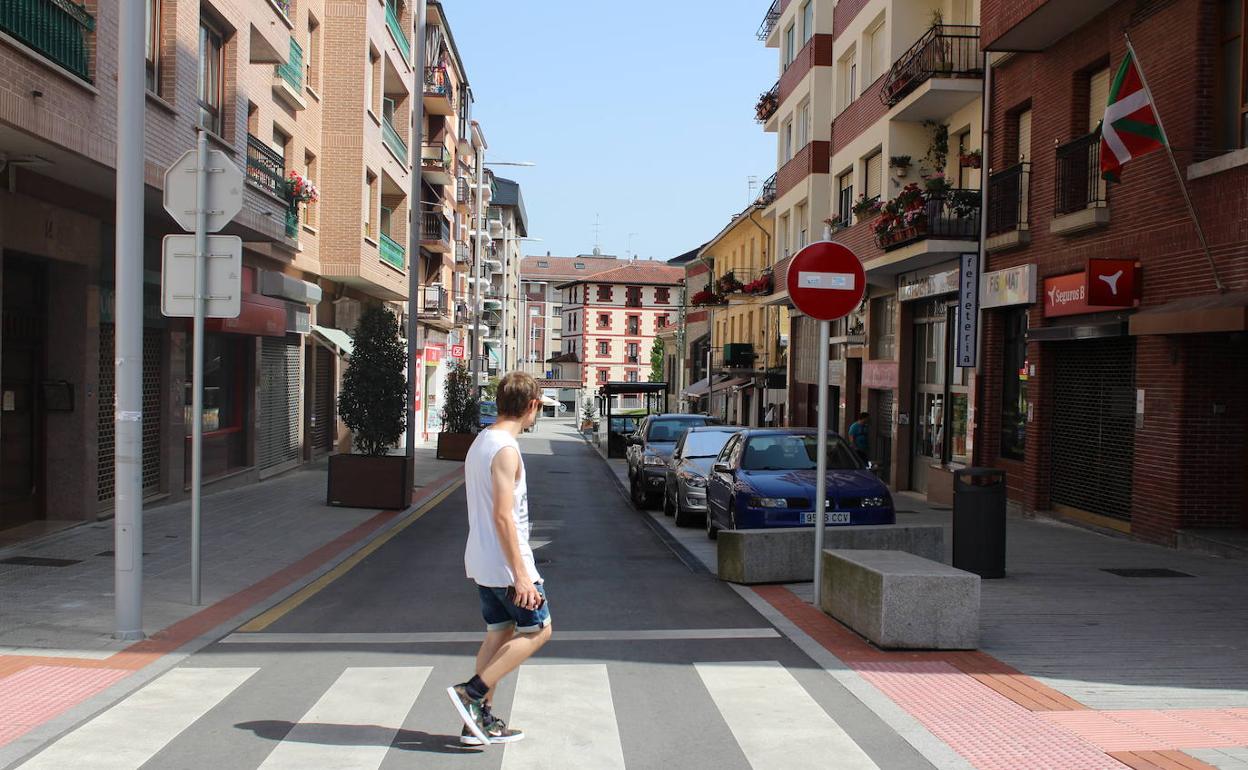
581,397,596,423
337,306,406,456
649,336,665,383
440,359,480,434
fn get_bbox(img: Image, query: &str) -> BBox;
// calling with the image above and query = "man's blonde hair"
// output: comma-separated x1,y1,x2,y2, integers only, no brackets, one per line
497,371,541,418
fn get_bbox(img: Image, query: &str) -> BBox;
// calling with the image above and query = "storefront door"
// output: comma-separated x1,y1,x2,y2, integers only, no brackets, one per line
911,300,946,492
1,261,43,530
868,388,893,484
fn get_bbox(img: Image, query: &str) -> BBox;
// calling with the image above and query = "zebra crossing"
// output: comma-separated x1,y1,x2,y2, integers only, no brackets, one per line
15,661,882,769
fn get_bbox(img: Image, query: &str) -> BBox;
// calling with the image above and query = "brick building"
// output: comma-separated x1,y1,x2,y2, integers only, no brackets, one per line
975,0,1248,544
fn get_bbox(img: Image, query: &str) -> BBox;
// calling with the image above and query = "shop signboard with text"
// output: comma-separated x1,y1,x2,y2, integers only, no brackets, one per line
981,264,1037,308
1043,272,1127,317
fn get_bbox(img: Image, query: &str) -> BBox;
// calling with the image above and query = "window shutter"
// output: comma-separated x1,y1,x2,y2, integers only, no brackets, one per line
1018,109,1032,162
865,152,883,199
1088,69,1110,133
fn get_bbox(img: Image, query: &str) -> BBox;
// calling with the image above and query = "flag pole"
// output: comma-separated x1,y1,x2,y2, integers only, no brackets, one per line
1122,31,1226,293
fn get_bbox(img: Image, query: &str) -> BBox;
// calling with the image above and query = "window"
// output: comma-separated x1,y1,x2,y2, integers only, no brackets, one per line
597,369,609,384
778,213,790,257
597,285,613,302
1000,308,1029,461
307,13,321,92
802,1,814,45
784,23,797,68
537,260,550,268
625,286,642,307
655,287,670,304
783,119,794,162
363,170,377,238
797,100,810,148
271,126,290,165
365,46,380,115
626,370,639,383
837,171,853,223
869,295,896,359
379,206,392,238
956,129,971,188
598,312,611,328
865,18,887,84
598,340,610,357
146,0,161,91
796,202,808,248
837,46,857,113
626,342,640,363
304,150,318,227
657,314,669,328
574,261,586,269
1217,0,1246,149
1017,108,1033,163
197,19,225,136
382,96,396,127
864,151,883,201
627,316,640,335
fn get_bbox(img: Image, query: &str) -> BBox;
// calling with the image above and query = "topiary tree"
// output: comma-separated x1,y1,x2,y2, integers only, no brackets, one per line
338,306,406,456
440,359,479,434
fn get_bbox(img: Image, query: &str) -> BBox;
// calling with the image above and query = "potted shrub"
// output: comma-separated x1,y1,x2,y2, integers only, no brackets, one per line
328,306,409,509
580,397,596,432
851,194,883,222
959,149,982,169
889,155,912,177
717,271,745,294
436,359,479,460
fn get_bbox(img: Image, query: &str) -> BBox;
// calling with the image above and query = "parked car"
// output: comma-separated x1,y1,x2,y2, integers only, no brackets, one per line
627,414,721,508
479,401,498,430
663,425,743,527
704,429,894,540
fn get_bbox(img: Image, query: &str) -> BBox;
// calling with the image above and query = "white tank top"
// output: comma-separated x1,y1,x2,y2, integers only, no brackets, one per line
463,428,541,587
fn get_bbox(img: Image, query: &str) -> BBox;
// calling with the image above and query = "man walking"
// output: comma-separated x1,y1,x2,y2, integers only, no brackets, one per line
448,371,553,746
848,411,870,462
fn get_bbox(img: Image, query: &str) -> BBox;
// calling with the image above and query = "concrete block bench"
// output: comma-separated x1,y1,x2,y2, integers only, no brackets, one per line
716,525,944,584
819,549,979,650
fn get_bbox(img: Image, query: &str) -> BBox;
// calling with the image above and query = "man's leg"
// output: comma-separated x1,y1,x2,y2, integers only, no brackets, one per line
478,623,552,690
475,627,514,708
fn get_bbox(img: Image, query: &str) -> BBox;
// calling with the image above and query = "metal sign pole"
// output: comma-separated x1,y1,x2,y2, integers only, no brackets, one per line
190,128,208,606
812,318,831,608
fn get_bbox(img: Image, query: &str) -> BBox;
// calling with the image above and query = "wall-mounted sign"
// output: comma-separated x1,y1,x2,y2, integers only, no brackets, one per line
957,252,979,368
862,360,899,390
981,264,1037,308
898,267,959,301
450,344,465,359
1042,272,1123,318
1086,258,1141,307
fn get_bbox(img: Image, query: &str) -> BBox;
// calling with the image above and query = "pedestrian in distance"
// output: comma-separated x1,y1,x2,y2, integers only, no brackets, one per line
848,411,870,462
447,371,553,747
764,402,777,427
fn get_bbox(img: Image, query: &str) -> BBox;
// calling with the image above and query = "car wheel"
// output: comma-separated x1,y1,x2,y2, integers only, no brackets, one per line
705,507,718,540
663,482,676,517
674,503,699,529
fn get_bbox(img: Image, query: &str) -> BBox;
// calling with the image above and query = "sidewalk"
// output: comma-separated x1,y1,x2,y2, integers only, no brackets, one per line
591,426,1248,770
0,447,464,753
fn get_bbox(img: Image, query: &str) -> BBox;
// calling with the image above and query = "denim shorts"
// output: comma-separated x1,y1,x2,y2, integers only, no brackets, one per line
478,583,551,634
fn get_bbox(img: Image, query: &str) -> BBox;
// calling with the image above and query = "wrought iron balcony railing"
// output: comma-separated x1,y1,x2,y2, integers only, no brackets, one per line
418,286,448,318
987,162,1029,235
755,81,780,124
756,172,777,205
875,189,981,251
881,25,983,107
246,135,286,199
1054,130,1107,215
424,65,453,101
421,211,450,243
756,0,781,41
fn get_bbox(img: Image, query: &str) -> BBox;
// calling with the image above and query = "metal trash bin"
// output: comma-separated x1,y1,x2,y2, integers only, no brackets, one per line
952,468,1007,578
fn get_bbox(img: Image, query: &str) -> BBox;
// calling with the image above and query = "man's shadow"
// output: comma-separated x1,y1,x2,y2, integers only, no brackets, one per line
235,720,480,755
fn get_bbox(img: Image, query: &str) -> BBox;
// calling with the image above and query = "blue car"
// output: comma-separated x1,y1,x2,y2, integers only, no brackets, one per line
704,429,894,540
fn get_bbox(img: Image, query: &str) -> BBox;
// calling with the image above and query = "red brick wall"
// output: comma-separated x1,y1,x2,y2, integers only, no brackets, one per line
979,0,1049,50
831,75,886,155
833,0,873,38
778,34,834,105
776,140,831,198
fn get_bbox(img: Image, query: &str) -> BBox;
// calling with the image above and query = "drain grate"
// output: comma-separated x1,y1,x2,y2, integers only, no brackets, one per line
0,556,83,567
1101,567,1195,578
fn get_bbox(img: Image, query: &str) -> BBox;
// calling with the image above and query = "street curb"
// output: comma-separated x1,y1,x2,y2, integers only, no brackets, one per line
0,465,465,769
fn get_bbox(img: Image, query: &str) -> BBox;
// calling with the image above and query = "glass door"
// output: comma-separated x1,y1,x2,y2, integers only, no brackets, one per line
910,300,947,492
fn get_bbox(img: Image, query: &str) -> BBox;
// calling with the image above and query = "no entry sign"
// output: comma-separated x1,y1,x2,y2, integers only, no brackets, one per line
786,241,866,321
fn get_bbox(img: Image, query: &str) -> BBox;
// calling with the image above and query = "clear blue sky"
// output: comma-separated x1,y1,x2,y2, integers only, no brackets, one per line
448,1,775,261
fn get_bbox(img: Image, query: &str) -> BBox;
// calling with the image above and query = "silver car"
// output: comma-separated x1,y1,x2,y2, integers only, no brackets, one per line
663,425,743,527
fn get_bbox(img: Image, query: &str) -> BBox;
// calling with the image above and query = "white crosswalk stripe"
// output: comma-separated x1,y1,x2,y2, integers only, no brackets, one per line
257,666,430,770
19,667,259,769
501,663,626,769
697,660,879,770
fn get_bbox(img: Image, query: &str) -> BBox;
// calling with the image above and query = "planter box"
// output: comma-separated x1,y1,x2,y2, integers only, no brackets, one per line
327,454,410,510
436,431,475,461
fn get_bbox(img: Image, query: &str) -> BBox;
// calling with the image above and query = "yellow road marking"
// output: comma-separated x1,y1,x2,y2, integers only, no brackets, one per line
238,480,463,632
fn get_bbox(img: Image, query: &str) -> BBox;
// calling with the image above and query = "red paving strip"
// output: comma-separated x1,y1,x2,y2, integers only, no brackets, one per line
0,465,463,750
1043,709,1248,750
0,666,130,747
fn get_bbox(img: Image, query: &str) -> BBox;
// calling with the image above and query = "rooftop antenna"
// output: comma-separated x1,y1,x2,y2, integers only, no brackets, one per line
747,175,759,203
592,213,602,255
627,232,638,260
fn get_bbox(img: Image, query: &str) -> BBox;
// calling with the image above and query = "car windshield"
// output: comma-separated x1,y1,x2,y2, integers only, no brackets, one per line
740,434,862,471
479,402,497,417
682,430,736,458
646,418,706,442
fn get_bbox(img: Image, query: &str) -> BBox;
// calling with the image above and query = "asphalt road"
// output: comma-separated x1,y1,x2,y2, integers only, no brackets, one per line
13,422,935,770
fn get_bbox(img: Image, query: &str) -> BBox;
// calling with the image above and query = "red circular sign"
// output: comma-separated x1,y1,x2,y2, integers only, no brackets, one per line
785,241,866,321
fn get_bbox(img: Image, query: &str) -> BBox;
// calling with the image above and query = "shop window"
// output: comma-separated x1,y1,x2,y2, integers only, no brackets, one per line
184,334,248,477
1000,307,1029,460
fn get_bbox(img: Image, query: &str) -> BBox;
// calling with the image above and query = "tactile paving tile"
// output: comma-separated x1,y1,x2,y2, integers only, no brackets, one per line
1044,709,1248,751
0,665,130,747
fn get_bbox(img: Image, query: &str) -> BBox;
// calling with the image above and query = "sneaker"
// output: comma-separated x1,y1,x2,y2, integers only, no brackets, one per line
446,684,489,746
459,711,525,746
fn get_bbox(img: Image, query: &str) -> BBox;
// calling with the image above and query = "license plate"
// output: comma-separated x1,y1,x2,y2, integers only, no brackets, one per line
800,511,851,525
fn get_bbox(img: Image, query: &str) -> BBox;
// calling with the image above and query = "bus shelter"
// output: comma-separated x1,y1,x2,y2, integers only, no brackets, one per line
595,381,668,458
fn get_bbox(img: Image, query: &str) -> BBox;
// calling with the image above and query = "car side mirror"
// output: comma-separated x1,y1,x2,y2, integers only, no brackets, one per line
713,462,732,474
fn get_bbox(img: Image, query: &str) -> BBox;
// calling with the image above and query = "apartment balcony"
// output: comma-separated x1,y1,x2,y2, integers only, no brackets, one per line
875,189,981,252
381,117,408,164
417,286,451,326
455,242,471,265
379,232,406,270
882,25,983,122
487,209,505,238
982,0,1118,52
385,0,411,62
421,144,454,185
756,0,782,42
456,176,470,206
484,256,504,274
756,172,777,206
483,298,503,312
755,81,780,125
1,0,95,82
986,162,1031,252
775,141,831,199
1051,130,1109,235
420,211,452,254
423,66,455,115
273,37,307,110
245,135,287,201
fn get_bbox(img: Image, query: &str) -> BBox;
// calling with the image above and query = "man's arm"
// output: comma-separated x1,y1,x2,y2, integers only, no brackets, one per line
491,446,540,610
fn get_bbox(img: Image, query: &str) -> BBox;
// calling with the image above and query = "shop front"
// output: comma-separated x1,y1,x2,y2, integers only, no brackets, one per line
978,264,1037,500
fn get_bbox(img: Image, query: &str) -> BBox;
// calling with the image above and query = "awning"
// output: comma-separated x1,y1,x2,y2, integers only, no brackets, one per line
312,324,354,358
1129,291,1248,336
